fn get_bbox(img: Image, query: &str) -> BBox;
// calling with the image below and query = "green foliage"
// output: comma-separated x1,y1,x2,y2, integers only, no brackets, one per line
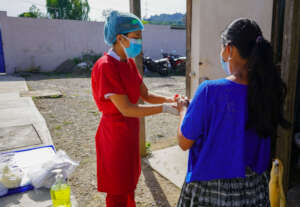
72,51,102,65
146,142,152,155
145,13,186,26
19,5,46,18
46,0,90,20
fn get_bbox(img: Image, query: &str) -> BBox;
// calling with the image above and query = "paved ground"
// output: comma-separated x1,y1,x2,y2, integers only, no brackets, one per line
0,75,77,207
146,146,188,188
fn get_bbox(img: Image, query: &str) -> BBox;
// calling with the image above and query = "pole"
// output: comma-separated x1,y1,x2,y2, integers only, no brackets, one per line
129,0,147,157
186,0,192,99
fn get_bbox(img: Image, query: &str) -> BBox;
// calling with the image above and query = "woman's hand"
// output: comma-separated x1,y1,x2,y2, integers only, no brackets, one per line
177,96,189,114
165,97,176,103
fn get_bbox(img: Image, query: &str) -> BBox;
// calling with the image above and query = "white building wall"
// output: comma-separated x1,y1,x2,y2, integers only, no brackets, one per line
0,11,186,74
190,0,274,96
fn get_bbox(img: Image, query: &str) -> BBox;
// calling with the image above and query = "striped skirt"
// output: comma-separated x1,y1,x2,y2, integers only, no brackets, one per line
177,168,270,207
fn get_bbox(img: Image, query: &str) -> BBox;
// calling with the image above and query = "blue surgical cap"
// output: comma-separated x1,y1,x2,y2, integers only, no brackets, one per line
104,10,144,46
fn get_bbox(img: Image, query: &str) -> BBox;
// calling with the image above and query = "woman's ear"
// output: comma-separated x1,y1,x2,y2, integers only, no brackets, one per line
116,34,122,44
221,45,229,61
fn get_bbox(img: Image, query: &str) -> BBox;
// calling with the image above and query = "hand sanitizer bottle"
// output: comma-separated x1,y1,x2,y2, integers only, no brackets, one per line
50,169,71,207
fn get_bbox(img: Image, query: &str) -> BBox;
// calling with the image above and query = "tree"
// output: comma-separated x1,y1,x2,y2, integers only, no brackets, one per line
19,5,46,18
46,0,90,21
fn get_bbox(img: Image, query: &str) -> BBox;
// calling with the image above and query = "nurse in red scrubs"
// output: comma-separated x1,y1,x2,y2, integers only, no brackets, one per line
91,11,178,207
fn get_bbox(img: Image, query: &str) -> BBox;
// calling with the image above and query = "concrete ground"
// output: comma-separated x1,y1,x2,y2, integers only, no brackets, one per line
146,146,188,188
0,75,77,207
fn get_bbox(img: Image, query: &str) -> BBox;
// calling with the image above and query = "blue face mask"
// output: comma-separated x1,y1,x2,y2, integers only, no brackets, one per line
220,55,230,75
122,35,142,58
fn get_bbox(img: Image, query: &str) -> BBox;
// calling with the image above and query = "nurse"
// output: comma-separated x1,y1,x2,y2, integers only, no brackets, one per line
91,11,178,207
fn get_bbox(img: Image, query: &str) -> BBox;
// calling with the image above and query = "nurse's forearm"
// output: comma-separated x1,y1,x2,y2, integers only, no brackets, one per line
110,94,163,117
140,82,173,104
143,92,172,104
122,104,163,118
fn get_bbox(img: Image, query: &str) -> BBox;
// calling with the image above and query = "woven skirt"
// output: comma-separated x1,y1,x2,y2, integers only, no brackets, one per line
177,168,270,207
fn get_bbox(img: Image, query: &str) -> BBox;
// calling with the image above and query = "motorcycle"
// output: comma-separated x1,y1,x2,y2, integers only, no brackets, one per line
161,49,186,75
143,56,170,76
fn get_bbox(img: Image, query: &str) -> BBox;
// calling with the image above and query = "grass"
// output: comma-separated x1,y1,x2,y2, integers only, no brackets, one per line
88,110,99,116
146,141,152,155
63,121,73,125
55,125,62,130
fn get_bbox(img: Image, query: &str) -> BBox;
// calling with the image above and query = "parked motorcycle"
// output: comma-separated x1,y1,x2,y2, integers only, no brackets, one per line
143,56,169,76
161,49,186,75
154,58,170,76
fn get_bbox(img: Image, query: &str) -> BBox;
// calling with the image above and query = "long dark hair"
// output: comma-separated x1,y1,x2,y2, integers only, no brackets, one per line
221,18,290,138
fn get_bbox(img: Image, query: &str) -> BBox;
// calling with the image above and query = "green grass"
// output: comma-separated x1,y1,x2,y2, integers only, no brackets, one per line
88,110,99,116
54,125,62,130
146,141,152,156
63,121,73,125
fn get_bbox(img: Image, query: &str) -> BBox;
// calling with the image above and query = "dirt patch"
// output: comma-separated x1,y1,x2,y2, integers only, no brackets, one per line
23,73,185,207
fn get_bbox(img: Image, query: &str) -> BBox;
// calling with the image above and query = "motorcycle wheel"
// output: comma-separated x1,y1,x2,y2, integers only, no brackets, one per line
158,68,169,76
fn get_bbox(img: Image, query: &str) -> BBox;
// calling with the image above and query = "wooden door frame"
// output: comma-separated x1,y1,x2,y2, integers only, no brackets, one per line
186,0,192,99
273,0,300,191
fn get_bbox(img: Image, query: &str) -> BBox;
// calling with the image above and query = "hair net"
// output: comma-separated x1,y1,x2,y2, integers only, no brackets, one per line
104,10,144,46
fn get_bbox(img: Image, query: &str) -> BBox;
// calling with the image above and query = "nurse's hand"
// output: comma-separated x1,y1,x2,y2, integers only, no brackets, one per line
162,103,179,115
177,97,189,114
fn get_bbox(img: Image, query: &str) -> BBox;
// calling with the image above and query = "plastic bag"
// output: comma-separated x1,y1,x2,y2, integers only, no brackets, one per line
28,150,79,189
0,153,23,189
0,183,8,197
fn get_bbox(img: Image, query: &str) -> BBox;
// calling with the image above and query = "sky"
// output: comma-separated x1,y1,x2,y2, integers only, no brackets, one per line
0,0,186,21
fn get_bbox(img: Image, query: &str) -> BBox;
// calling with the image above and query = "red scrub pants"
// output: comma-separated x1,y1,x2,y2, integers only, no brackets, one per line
106,191,136,207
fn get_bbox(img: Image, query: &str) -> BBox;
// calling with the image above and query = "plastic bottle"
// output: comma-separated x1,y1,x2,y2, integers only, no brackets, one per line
50,169,71,207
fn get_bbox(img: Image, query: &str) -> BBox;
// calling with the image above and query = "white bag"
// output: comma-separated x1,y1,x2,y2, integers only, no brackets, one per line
28,150,79,189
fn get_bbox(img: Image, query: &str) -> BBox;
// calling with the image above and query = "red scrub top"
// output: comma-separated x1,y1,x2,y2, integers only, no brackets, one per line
91,53,142,195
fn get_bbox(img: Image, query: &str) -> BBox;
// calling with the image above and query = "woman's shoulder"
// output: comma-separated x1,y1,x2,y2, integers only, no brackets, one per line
198,79,228,89
205,78,229,86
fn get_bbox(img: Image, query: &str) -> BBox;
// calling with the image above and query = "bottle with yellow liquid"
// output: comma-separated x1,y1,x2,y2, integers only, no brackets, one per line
50,169,71,207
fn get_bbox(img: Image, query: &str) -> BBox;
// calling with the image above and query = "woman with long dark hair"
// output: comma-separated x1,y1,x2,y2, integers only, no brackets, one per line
176,18,289,207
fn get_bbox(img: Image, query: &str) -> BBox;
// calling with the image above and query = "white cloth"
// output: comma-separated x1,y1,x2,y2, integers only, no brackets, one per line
107,49,121,61
162,103,179,116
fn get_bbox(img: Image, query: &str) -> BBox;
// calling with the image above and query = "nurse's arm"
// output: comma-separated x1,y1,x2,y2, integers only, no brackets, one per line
109,94,163,118
177,106,194,151
140,82,174,104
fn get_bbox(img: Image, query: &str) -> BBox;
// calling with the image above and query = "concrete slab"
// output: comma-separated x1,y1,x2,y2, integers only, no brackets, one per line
145,145,188,188
0,98,33,110
0,75,77,206
0,124,42,151
0,76,28,94
0,100,53,153
20,90,62,98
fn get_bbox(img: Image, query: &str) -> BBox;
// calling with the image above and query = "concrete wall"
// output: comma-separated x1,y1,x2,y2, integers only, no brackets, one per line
190,0,274,96
143,24,186,59
0,11,186,74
